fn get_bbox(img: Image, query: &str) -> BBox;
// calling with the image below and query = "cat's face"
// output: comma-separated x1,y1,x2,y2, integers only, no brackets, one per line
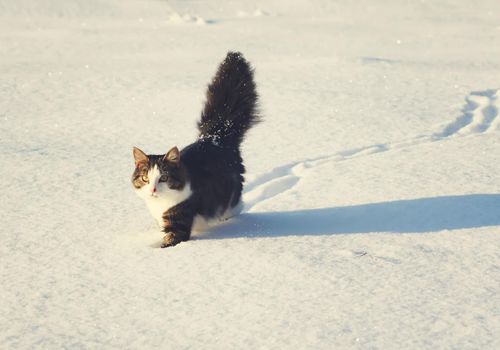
131,146,186,197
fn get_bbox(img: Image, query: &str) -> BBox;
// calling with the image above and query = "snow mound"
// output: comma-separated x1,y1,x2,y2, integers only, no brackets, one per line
168,12,210,25
237,9,271,17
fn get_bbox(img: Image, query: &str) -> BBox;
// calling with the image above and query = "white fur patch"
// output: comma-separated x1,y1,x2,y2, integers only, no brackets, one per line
191,200,243,233
135,165,192,227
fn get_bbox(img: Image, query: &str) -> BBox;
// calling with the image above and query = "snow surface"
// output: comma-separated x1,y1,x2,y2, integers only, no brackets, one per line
1,0,500,349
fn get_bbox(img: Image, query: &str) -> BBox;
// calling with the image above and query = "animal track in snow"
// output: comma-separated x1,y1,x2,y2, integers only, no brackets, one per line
244,89,498,210
433,89,498,138
244,164,304,211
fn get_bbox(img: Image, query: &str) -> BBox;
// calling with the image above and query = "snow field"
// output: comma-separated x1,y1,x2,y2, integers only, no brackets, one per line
1,0,500,349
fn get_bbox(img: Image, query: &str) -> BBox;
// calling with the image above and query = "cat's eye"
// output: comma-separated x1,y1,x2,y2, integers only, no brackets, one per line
141,175,149,182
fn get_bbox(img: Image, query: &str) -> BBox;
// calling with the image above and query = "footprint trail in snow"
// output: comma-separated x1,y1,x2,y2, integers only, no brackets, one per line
243,89,499,211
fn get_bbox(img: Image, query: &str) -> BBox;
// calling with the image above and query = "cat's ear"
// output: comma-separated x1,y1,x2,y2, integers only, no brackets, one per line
164,146,180,164
133,147,148,166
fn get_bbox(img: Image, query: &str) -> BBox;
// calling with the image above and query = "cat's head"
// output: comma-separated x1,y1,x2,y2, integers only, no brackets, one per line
131,146,187,197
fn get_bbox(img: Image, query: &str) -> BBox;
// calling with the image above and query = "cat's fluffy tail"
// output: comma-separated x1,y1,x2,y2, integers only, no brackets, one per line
198,52,260,149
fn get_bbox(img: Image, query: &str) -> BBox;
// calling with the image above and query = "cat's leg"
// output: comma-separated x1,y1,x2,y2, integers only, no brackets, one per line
161,200,195,248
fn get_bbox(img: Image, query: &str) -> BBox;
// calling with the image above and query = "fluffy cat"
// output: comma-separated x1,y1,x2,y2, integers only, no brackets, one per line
131,52,260,247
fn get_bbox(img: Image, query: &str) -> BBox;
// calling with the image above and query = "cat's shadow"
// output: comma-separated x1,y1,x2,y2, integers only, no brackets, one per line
199,194,500,240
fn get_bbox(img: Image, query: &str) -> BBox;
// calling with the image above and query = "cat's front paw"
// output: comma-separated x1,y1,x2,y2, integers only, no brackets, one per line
161,232,179,248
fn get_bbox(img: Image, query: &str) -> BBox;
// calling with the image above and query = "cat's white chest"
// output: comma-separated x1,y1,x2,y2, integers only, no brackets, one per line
137,182,192,227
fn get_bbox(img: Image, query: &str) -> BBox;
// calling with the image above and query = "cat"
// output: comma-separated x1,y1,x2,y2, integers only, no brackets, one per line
131,52,260,248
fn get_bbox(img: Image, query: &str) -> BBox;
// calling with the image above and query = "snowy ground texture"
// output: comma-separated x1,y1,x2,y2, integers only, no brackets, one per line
1,0,500,349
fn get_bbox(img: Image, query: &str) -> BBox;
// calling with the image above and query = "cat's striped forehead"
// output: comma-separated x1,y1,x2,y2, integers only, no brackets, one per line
138,154,165,169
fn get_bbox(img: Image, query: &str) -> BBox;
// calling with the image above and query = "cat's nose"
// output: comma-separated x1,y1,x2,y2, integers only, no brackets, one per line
150,187,157,195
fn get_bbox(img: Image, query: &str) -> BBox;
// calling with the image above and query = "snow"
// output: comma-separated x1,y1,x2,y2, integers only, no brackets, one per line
1,0,499,349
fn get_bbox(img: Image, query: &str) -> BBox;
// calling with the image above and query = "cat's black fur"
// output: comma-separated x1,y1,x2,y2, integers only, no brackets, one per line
132,52,260,247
